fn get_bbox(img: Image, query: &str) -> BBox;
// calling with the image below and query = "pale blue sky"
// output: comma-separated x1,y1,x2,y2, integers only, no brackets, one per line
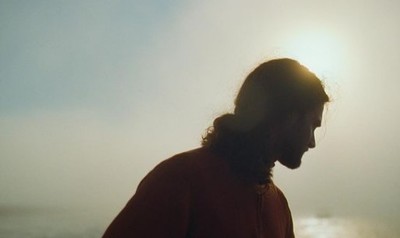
0,0,179,115
1,0,399,224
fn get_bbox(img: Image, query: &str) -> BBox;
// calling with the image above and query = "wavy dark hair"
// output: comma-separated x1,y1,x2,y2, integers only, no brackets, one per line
202,58,330,184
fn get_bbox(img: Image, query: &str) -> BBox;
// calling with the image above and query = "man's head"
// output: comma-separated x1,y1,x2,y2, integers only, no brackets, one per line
202,58,329,182
233,58,329,168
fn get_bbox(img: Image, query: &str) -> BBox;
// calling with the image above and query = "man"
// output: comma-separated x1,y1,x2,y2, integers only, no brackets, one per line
103,58,329,238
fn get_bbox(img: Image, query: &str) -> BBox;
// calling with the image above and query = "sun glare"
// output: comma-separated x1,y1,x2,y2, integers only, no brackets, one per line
283,30,344,79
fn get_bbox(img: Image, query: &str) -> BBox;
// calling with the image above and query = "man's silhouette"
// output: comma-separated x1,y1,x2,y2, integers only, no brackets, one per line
103,58,329,238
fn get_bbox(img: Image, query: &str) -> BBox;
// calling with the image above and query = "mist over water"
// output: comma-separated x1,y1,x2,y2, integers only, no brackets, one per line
1,206,399,238
0,206,104,238
1,0,400,236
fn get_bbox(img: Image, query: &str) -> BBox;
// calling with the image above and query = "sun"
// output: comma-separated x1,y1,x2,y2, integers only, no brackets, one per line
282,29,344,79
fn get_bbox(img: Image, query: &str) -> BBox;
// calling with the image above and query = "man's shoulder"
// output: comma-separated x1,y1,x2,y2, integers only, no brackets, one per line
167,147,211,163
270,183,291,207
148,147,216,178
155,147,216,169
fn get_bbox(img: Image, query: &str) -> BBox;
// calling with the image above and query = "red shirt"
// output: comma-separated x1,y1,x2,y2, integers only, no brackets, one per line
103,148,295,238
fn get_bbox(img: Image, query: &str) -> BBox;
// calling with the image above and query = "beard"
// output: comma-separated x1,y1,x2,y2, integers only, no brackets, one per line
277,140,307,169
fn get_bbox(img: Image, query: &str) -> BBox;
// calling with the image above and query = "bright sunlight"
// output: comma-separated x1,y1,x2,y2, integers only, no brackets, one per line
283,29,345,79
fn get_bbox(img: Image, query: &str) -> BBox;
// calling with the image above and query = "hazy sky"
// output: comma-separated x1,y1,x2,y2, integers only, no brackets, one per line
1,0,399,222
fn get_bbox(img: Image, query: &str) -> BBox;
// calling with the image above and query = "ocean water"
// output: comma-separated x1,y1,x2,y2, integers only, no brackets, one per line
295,216,399,238
0,207,398,238
0,207,106,238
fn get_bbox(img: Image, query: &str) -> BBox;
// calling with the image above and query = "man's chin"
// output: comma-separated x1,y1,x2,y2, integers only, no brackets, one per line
278,157,302,169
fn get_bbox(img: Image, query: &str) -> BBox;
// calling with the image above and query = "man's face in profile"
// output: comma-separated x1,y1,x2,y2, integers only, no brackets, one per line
277,105,324,169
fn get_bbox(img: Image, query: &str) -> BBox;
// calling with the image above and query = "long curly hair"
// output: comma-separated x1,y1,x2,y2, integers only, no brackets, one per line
202,58,329,184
